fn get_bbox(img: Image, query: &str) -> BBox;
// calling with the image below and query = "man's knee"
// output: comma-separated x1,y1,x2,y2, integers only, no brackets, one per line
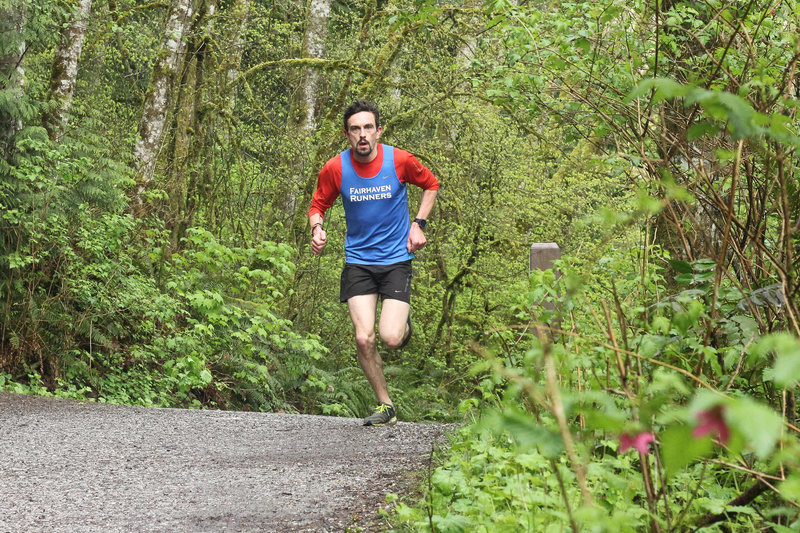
380,327,407,350
354,330,376,351
382,334,401,350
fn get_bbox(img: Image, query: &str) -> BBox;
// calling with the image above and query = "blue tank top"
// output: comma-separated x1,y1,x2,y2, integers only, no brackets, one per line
340,145,413,265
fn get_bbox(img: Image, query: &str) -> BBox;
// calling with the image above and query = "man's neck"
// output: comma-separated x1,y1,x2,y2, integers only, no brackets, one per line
353,154,377,163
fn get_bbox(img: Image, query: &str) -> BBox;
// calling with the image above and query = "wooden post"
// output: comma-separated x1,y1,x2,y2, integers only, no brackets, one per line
529,242,561,276
529,243,561,336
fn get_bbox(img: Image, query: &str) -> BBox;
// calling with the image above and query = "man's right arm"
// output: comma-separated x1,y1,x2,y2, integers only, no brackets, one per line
310,211,327,255
309,158,341,255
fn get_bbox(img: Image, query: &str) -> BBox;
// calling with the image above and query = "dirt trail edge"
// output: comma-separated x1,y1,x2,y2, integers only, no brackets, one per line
0,392,452,532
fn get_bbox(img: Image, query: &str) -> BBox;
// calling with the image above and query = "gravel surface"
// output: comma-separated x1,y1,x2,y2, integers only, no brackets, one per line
0,393,452,532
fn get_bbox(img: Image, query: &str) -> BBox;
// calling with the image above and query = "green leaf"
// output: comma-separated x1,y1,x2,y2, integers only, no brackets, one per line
660,423,713,477
639,332,670,356
432,513,471,533
485,409,564,457
725,505,757,517
431,468,467,496
755,333,800,385
778,474,800,505
686,88,763,140
687,121,720,140
651,318,671,336
767,112,800,148
770,354,800,388
628,77,689,103
581,408,627,433
636,188,663,215
726,397,783,458
694,259,717,271
764,523,799,533
669,260,693,274
647,367,690,395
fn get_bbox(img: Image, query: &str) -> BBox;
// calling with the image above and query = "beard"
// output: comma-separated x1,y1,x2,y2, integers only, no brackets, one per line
355,140,375,156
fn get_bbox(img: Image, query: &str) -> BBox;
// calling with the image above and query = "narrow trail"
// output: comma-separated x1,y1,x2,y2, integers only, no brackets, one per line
0,393,451,532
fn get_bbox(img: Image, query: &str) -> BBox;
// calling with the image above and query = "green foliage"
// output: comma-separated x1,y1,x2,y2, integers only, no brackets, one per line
164,227,329,410
1,209,330,409
1,125,130,374
392,244,800,531
391,427,649,532
381,3,800,526
0,121,327,409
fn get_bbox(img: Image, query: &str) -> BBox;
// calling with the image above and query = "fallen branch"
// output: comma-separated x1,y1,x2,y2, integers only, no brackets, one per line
691,479,769,531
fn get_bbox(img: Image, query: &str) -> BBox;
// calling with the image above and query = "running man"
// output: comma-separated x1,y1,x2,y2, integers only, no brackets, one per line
308,99,439,426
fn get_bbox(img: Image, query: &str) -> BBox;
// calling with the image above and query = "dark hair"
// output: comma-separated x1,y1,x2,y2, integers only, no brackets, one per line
343,99,380,130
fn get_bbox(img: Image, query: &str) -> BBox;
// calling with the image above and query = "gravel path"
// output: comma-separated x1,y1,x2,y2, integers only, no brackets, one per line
0,393,451,532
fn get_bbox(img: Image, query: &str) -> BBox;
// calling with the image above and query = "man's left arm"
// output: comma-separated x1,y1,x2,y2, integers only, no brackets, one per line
398,150,439,253
408,188,437,253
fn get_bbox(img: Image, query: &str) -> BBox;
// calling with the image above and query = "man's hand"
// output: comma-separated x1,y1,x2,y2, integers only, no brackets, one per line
407,223,427,253
312,227,327,255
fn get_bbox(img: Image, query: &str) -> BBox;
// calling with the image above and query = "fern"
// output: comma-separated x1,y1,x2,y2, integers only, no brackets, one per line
0,124,134,382
303,366,375,418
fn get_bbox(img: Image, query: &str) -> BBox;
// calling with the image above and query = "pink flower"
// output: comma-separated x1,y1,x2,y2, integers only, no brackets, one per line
693,405,730,444
619,432,655,454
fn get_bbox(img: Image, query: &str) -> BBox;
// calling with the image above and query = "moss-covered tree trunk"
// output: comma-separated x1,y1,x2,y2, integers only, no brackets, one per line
133,0,194,203
166,0,217,246
0,2,26,155
289,0,331,135
43,0,92,141
278,0,332,240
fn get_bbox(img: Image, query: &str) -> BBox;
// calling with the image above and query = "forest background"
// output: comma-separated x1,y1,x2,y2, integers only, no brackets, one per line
1,0,799,530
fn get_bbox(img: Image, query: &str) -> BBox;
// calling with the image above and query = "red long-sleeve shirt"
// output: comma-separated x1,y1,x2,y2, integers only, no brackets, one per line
309,144,439,219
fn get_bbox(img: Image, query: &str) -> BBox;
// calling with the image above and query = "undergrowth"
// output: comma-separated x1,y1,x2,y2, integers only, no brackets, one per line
386,243,800,532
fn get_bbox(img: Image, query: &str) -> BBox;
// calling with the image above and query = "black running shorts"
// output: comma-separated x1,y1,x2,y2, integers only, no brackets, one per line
339,260,413,303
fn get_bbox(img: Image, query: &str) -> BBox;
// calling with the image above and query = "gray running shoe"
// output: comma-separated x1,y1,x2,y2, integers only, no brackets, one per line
363,402,397,426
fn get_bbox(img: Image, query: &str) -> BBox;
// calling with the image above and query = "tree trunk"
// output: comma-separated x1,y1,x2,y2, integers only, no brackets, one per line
133,0,194,203
167,0,216,245
43,0,92,142
0,2,27,154
283,0,332,224
291,0,331,135
211,0,250,232
166,0,253,243
221,0,250,118
288,0,374,244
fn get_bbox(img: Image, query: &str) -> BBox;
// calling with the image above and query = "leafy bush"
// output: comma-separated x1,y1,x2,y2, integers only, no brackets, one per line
391,242,800,531
0,131,328,408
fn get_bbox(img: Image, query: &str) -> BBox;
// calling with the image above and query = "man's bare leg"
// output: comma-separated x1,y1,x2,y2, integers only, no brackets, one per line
347,293,392,405
379,298,411,349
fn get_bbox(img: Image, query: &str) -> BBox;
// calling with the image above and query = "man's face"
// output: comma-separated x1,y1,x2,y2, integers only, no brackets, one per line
345,111,382,161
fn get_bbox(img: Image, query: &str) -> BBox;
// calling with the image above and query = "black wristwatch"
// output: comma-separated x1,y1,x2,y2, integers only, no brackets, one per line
413,218,427,230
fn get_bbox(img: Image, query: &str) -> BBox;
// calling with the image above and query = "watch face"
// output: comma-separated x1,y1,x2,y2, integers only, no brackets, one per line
414,218,427,230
